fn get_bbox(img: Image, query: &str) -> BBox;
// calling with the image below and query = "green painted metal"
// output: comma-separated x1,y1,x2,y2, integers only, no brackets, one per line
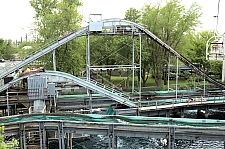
0,113,225,127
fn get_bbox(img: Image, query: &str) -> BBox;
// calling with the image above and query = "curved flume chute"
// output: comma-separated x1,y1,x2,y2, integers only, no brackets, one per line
104,19,225,89
0,27,88,79
0,18,224,89
0,70,137,108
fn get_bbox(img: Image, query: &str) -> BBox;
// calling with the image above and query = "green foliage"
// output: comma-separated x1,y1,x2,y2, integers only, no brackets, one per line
0,126,19,149
29,0,85,74
0,38,6,58
181,30,222,77
140,0,202,88
182,31,214,67
125,8,141,23
0,39,15,60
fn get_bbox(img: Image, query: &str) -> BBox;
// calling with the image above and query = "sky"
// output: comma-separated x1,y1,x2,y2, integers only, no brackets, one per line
0,0,224,41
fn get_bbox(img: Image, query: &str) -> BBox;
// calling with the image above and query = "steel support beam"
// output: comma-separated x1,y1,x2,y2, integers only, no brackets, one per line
108,124,115,149
168,127,175,149
53,50,56,71
132,32,135,94
58,122,65,149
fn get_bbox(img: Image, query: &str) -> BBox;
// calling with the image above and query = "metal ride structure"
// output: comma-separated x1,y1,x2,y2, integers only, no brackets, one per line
1,16,225,149
0,70,137,108
87,14,142,95
0,15,225,116
206,33,225,81
2,113,225,149
0,17,224,90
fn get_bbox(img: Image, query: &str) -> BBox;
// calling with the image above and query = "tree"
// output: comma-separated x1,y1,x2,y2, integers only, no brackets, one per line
0,39,6,59
0,126,19,149
184,30,223,78
0,39,15,60
183,31,214,69
125,8,141,23
29,0,85,74
124,8,149,87
141,0,202,88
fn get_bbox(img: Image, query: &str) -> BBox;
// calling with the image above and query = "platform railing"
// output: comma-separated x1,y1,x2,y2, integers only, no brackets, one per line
88,79,133,101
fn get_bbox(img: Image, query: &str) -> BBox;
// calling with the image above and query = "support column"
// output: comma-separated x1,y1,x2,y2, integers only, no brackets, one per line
108,125,115,149
39,122,46,149
6,89,9,116
39,123,43,149
69,133,73,149
89,90,92,114
222,60,225,82
132,33,135,94
19,123,26,149
86,33,90,82
86,33,92,114
54,94,57,113
203,76,206,97
58,122,65,149
168,127,175,149
168,55,171,91
138,33,142,115
175,56,178,100
53,50,56,71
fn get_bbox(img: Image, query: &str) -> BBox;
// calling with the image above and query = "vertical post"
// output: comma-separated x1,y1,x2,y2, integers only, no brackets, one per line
89,90,92,114
86,33,91,102
168,127,175,149
115,136,118,149
58,122,62,149
132,32,135,94
175,56,178,100
168,56,171,91
139,33,142,115
39,122,43,149
86,33,90,82
53,50,56,71
108,125,115,149
6,89,9,116
23,125,26,149
222,60,225,82
204,77,206,97
19,123,24,149
69,133,73,149
54,94,56,113
61,125,65,149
